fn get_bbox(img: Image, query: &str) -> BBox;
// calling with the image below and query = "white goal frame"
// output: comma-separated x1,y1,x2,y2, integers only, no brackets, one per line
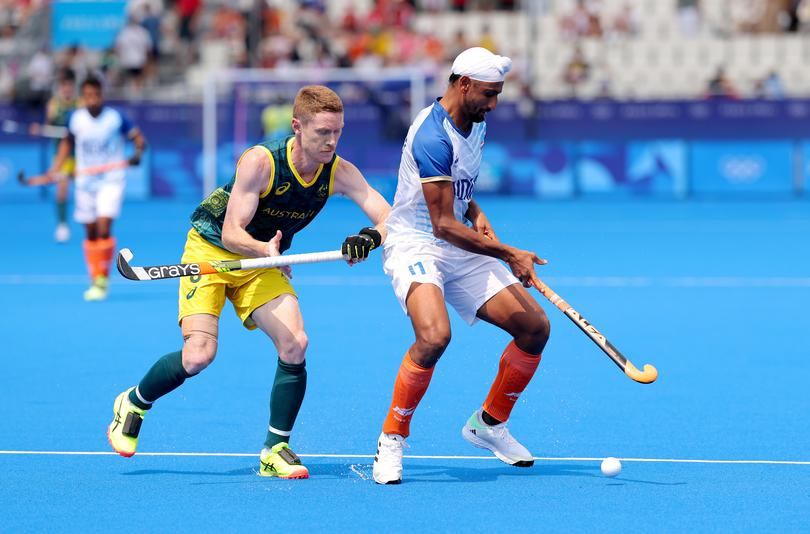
202,67,428,196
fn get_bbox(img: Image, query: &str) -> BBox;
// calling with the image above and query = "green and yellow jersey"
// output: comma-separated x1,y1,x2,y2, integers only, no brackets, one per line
191,136,339,253
48,96,79,171
48,96,79,128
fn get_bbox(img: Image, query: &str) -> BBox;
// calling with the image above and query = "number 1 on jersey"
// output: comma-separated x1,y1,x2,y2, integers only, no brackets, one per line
408,261,426,276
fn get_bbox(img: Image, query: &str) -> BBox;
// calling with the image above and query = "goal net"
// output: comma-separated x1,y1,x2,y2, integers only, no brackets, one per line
201,67,429,196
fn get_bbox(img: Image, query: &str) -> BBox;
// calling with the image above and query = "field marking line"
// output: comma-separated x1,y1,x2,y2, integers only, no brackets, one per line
0,450,808,465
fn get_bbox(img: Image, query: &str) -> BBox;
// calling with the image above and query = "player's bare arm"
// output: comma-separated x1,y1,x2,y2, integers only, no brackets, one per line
128,127,147,165
423,180,546,287
333,158,391,240
465,199,499,242
221,147,282,258
45,99,59,123
48,134,74,174
333,158,390,264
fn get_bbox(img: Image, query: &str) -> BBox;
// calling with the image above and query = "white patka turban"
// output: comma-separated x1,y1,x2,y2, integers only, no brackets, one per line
451,47,512,83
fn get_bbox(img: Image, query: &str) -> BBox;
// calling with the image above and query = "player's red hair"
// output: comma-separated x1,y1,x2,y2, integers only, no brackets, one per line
293,85,343,122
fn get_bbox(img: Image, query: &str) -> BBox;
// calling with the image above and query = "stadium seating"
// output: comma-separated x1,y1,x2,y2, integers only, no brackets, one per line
2,0,809,102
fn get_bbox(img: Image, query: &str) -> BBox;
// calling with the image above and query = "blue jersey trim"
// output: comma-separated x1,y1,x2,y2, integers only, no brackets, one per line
118,111,133,135
433,98,471,139
411,103,455,179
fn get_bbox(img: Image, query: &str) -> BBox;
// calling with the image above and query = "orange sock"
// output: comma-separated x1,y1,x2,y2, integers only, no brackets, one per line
482,341,541,423
382,353,435,438
96,237,115,277
83,240,102,279
83,237,116,279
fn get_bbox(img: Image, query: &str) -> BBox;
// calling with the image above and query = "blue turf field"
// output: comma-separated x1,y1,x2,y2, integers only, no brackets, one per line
2,198,809,532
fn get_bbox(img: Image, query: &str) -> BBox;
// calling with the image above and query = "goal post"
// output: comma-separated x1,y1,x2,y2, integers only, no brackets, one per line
202,67,428,196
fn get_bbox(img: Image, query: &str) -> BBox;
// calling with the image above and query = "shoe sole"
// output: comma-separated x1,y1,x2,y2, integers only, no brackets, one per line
372,467,402,485
461,426,534,467
373,446,403,484
258,470,309,479
374,478,402,485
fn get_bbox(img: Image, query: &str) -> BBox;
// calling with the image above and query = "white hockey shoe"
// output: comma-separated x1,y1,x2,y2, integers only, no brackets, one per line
372,432,406,484
461,409,534,467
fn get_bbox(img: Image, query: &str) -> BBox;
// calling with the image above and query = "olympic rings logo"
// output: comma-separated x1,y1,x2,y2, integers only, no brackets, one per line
719,156,765,183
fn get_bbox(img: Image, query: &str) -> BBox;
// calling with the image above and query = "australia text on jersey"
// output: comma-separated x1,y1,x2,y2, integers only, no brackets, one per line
260,208,318,220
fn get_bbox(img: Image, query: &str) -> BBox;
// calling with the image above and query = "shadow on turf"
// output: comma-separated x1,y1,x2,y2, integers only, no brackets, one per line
122,467,256,477
121,462,685,486
334,462,686,486
388,463,685,485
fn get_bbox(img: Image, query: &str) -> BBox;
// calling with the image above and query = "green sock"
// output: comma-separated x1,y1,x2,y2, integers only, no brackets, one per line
129,351,192,410
264,359,307,449
56,200,67,224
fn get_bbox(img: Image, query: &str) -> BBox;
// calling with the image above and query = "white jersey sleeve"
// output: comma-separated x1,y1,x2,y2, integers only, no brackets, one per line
385,100,486,246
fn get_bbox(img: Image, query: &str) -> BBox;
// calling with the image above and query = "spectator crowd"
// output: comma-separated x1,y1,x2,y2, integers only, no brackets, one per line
2,0,809,105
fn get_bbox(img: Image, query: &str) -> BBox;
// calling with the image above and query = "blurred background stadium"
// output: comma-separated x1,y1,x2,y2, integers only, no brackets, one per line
2,0,809,202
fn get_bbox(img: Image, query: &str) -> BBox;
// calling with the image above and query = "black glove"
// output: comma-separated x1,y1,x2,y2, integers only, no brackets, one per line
341,227,382,261
128,152,142,166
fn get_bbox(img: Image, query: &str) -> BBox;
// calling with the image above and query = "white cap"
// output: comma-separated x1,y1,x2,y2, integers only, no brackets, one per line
451,47,512,83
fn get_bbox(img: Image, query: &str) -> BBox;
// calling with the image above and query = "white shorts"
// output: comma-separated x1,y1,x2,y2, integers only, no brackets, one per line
382,239,519,325
74,178,126,224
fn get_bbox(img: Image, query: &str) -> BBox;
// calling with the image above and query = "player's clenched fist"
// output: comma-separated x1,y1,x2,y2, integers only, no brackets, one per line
341,227,382,263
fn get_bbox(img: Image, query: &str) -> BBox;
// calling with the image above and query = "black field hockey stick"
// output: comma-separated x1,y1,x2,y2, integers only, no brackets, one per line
534,279,658,384
116,248,345,281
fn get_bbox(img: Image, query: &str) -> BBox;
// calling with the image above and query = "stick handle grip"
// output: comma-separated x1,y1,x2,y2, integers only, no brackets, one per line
533,279,570,312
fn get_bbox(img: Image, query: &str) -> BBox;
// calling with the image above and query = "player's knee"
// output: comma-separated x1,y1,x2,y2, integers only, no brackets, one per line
420,330,451,354
535,312,551,342
278,331,308,365
413,328,451,366
182,335,217,374
519,312,551,355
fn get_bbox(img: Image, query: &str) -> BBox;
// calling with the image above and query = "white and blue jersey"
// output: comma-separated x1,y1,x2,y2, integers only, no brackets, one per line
67,107,134,183
382,99,518,323
385,99,486,246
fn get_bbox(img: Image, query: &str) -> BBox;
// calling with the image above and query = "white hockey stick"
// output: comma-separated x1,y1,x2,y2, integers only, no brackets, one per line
117,248,345,281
